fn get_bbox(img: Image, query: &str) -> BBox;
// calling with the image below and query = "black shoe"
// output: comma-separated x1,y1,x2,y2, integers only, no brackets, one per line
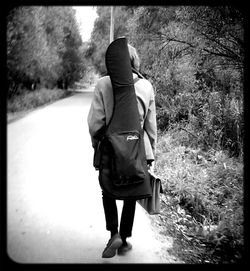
117,242,132,255
102,233,123,258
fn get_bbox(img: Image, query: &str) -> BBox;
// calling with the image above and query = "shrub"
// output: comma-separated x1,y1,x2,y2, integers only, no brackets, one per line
7,88,69,113
155,130,244,263
156,88,243,157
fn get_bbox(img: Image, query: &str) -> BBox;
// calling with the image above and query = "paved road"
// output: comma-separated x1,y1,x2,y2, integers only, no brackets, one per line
7,89,177,264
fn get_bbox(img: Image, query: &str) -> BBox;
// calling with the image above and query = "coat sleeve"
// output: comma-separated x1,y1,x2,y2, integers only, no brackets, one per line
87,82,106,149
144,85,157,157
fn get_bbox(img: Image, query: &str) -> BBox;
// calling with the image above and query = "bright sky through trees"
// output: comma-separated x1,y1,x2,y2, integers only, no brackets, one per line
73,6,98,42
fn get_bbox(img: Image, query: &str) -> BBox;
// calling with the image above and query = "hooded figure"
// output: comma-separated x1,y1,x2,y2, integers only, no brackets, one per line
96,37,153,200
87,37,157,258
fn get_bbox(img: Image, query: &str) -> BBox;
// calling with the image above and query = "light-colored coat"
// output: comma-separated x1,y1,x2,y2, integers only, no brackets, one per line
87,73,157,161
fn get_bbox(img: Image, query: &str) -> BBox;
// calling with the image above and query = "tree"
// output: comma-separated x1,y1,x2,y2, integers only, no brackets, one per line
89,6,136,75
7,6,60,93
7,6,84,93
127,6,243,94
127,6,244,155
51,7,83,88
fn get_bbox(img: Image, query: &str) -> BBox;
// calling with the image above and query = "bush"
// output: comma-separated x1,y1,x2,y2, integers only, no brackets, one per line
156,88,243,157
7,88,70,113
155,130,244,263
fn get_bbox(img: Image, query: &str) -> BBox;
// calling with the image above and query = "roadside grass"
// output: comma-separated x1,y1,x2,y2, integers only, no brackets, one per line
7,88,72,122
155,127,244,263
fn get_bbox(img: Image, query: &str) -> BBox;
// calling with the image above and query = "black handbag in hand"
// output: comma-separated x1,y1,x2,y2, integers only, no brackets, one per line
137,171,163,215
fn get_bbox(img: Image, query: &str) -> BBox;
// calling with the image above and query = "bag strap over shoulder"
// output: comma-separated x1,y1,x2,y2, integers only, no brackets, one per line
133,77,140,84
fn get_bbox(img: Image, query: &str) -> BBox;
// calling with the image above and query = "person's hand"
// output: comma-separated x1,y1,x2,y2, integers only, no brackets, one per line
148,160,155,173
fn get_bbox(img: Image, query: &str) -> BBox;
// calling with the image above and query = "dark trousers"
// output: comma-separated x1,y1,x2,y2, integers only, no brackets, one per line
102,192,136,239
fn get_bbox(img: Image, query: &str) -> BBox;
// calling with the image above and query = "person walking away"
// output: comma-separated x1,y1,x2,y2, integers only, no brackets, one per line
87,40,157,258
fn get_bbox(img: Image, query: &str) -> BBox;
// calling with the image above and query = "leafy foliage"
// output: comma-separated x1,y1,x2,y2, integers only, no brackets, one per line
88,6,135,75
155,131,243,263
7,6,85,94
89,6,244,263
8,88,70,114
125,6,244,157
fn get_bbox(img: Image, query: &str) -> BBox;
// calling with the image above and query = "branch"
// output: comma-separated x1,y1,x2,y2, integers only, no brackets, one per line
198,30,241,61
163,36,237,61
173,46,192,58
228,32,244,49
202,47,240,61
181,13,243,60
164,36,196,48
